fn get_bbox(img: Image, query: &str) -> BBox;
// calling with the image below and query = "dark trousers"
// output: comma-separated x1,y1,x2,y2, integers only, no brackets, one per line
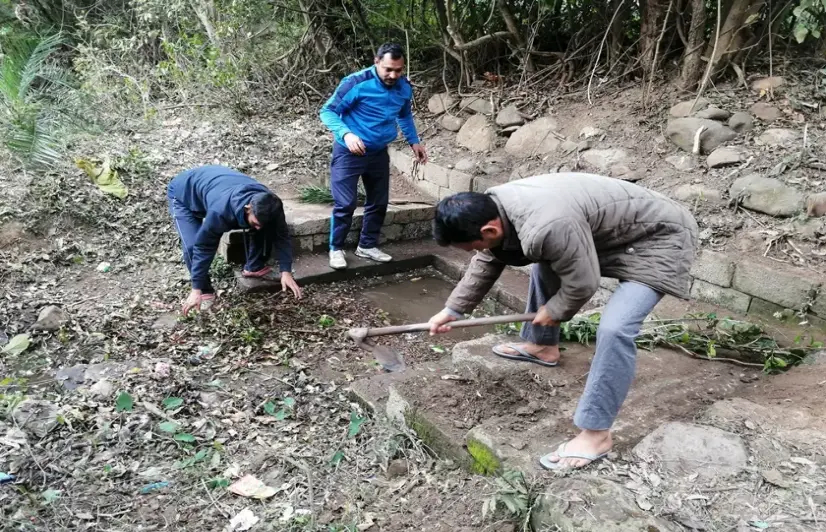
329,142,390,250
168,197,214,294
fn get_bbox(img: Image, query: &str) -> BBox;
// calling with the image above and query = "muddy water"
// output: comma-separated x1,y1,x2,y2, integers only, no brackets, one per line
361,275,504,342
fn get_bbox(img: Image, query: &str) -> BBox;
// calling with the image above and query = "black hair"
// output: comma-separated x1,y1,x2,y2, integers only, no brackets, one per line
433,192,500,246
250,192,284,229
376,42,405,61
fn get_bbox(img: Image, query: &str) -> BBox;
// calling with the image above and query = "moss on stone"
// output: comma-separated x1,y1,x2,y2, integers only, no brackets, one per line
466,438,502,475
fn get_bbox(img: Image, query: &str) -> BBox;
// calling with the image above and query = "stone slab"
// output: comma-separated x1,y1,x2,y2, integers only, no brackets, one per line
690,279,751,312
633,422,747,480
732,260,820,309
690,250,735,287
533,477,680,532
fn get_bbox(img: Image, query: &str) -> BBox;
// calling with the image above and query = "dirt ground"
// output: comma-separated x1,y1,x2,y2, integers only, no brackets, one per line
2,79,826,531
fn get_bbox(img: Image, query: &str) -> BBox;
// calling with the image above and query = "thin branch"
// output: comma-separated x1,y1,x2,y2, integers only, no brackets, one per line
587,0,625,105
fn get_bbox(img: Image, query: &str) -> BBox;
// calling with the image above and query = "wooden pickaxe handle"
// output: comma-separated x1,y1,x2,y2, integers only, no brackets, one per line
359,313,537,339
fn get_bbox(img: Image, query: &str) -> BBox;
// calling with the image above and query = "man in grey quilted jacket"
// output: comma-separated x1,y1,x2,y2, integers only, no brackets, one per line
427,173,699,470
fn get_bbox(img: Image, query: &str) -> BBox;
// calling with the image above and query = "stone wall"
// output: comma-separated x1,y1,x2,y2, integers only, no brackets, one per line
218,199,434,264
389,147,474,200
686,250,825,327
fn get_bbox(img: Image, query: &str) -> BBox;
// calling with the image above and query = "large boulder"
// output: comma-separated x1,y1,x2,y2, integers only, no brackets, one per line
730,174,804,217
456,115,495,153
504,117,560,157
665,118,737,154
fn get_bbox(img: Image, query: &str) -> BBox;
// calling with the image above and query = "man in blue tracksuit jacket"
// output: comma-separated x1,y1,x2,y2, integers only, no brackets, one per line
319,42,428,270
167,165,302,315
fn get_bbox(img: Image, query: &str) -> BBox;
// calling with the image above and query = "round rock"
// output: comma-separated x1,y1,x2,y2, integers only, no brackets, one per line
427,93,455,114
504,117,560,157
728,112,753,133
750,102,781,122
665,118,737,154
730,174,804,217
440,114,465,132
456,115,495,152
758,128,799,147
707,147,742,168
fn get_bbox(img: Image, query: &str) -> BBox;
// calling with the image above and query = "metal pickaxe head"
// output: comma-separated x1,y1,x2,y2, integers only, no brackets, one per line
347,327,406,372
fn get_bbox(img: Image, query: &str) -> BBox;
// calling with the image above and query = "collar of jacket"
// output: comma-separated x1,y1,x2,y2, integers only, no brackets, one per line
490,194,521,252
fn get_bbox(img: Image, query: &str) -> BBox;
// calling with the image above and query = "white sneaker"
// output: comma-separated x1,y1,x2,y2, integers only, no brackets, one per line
355,246,392,263
329,249,347,270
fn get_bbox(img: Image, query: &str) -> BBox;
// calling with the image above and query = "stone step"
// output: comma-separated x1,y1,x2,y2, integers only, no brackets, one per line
234,240,438,293
218,198,434,263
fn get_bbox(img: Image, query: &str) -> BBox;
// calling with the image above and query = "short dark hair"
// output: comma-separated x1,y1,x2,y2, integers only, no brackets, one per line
250,192,284,228
376,42,405,61
433,192,500,246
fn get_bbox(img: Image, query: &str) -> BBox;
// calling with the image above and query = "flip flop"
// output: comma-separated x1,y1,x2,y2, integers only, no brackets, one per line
491,344,559,367
539,442,610,471
242,266,273,278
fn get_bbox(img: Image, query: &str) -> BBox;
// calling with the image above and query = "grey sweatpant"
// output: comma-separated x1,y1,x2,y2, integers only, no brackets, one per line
520,263,663,431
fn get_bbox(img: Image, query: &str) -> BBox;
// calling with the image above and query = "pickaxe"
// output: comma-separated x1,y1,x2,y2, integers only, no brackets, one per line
348,313,537,372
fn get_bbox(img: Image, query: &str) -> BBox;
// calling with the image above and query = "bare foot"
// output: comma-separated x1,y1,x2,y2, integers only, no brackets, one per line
545,429,613,469
495,343,560,364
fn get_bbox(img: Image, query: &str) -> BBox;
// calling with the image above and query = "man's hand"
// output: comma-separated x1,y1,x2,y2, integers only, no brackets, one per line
281,272,302,299
532,305,560,327
182,289,203,316
411,143,428,164
344,133,366,156
428,309,458,335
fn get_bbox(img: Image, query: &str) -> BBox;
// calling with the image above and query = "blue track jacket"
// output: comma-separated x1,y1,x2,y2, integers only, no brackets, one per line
168,166,292,291
319,66,420,152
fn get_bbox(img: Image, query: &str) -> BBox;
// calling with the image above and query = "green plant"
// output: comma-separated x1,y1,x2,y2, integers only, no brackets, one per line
494,322,521,335
209,255,233,280
299,184,366,205
482,469,543,532
562,312,820,372
0,31,84,167
792,0,826,43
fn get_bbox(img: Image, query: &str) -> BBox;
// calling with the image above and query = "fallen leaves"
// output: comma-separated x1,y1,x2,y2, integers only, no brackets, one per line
228,475,278,499
115,391,134,412
1,334,30,355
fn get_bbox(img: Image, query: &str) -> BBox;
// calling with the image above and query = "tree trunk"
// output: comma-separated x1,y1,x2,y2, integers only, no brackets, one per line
497,0,535,72
297,0,333,66
640,0,669,73
608,0,630,66
679,0,707,89
702,0,766,76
